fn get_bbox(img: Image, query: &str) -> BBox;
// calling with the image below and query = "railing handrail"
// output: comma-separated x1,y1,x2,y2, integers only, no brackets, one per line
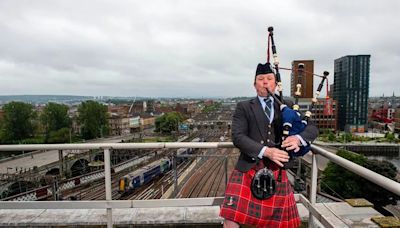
311,144,400,196
316,141,400,146
0,142,234,151
0,197,225,209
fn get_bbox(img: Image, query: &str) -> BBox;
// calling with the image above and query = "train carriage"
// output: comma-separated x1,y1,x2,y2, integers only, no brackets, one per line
119,137,203,194
118,158,171,194
143,165,161,184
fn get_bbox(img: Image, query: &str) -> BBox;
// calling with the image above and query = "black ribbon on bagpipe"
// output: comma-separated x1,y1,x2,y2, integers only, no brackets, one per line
251,26,329,199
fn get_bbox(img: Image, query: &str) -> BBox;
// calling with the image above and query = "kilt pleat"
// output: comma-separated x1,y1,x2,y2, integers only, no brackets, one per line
220,161,300,228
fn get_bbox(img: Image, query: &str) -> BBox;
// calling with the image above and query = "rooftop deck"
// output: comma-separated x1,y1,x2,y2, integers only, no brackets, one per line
0,196,384,227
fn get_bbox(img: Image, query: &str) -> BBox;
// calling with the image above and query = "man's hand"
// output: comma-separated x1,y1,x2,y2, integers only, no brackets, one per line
263,147,289,167
282,136,301,152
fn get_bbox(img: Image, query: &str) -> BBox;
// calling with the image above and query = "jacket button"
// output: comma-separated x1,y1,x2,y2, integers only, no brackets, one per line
251,158,255,161
268,131,271,135
267,139,270,142
260,140,264,144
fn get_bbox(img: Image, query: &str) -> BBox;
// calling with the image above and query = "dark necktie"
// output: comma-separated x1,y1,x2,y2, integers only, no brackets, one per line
264,98,272,123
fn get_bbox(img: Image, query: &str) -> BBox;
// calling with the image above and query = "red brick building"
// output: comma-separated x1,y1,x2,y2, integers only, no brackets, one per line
291,60,314,99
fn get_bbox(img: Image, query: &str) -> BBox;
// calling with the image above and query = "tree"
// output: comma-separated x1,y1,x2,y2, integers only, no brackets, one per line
341,133,352,142
155,112,184,134
47,128,71,143
41,102,71,142
385,132,395,142
327,131,336,142
363,159,399,208
321,150,399,212
322,150,367,198
0,102,36,143
78,101,109,139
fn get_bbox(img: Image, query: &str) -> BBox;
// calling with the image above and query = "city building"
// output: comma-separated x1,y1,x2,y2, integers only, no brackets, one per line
108,113,130,136
395,106,400,133
129,115,141,133
291,60,314,98
333,55,370,132
368,95,400,132
140,114,156,130
146,100,155,113
296,98,338,132
329,84,334,98
129,101,147,114
313,98,337,132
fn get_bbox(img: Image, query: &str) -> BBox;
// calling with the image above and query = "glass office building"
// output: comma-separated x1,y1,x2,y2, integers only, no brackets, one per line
333,55,370,132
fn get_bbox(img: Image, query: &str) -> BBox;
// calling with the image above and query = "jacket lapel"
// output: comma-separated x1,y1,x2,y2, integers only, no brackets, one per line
250,97,267,139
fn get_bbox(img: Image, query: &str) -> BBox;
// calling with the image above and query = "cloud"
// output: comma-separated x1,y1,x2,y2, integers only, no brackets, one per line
0,0,399,97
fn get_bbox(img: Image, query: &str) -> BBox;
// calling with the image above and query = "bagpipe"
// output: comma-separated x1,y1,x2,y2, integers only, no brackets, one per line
251,27,330,199
270,27,330,149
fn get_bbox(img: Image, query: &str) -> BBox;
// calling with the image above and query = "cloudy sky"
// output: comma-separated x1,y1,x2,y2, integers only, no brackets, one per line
0,1,399,98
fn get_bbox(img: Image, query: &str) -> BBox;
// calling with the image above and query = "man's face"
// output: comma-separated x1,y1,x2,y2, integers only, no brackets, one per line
254,73,276,97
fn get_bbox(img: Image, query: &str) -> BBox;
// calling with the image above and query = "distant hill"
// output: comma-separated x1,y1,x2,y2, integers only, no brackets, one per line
0,95,240,105
0,95,171,105
0,95,93,105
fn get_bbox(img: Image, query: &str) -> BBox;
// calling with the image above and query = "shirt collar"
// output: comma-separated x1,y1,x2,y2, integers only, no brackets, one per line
258,95,274,104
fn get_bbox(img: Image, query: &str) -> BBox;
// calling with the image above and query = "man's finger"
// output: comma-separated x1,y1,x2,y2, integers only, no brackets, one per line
279,153,290,160
287,145,297,151
275,160,284,167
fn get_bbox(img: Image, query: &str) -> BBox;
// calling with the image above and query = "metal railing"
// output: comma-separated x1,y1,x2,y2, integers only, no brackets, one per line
0,142,399,228
308,144,400,227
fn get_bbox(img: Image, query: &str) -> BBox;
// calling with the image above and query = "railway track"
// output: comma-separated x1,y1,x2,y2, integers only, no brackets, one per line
177,146,239,198
57,130,230,201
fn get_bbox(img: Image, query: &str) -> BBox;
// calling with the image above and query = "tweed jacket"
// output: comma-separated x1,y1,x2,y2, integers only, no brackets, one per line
232,97,318,172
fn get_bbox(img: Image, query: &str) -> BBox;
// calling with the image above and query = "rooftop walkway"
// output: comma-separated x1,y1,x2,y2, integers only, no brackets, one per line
0,196,383,227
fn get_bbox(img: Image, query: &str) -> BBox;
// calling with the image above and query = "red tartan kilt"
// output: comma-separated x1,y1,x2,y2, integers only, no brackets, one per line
220,161,300,228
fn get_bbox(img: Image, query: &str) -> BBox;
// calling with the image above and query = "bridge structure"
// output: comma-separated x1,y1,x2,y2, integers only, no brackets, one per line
0,135,139,175
0,142,399,227
0,134,145,200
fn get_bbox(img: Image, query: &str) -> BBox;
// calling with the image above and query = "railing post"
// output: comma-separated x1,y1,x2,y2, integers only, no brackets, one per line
103,148,113,228
224,155,228,191
308,152,318,228
52,176,59,201
173,151,178,198
58,150,64,179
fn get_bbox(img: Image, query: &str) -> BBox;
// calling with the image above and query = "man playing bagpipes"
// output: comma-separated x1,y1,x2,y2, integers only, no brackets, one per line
220,27,320,228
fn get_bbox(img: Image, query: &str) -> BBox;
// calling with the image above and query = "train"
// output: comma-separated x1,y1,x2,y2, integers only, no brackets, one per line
118,137,203,194
118,158,171,193
175,137,202,163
